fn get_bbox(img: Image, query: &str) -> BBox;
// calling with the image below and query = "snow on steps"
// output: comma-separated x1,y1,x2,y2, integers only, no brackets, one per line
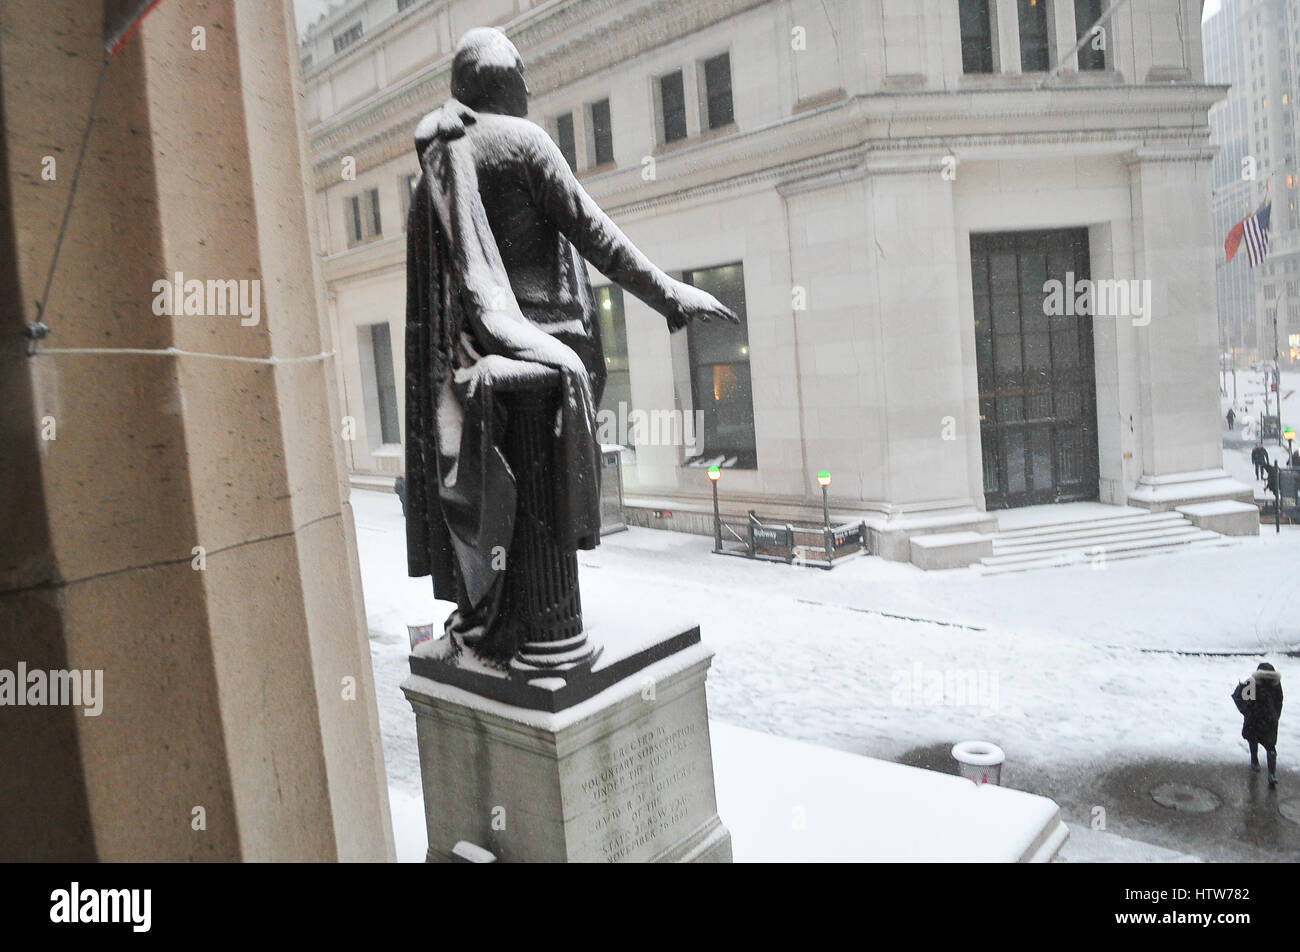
978,510,1231,575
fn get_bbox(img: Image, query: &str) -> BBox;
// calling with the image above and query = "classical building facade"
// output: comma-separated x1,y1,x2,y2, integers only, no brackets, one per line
301,0,1252,560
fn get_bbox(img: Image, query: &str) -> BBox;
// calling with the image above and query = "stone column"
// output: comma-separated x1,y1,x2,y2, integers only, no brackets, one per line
861,152,995,558
1049,0,1079,75
1123,146,1252,514
992,0,1023,74
0,0,393,861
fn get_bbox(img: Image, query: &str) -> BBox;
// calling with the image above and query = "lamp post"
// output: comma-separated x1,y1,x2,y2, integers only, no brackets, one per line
816,470,833,567
1286,427,1296,463
816,471,831,528
708,465,722,553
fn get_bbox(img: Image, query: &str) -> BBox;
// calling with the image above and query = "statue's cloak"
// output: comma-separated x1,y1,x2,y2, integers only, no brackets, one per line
403,100,601,617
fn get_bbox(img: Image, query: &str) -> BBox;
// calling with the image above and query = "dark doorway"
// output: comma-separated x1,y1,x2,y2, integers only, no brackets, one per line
970,229,1099,509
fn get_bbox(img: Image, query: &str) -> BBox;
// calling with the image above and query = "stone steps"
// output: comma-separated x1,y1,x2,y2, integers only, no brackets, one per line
988,522,1208,559
979,509,1230,574
990,510,1185,543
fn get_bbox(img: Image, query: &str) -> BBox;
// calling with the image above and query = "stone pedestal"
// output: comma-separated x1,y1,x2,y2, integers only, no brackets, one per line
402,621,731,863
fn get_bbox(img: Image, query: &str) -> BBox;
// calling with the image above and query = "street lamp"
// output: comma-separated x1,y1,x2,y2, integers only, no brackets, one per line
1286,427,1296,462
816,470,831,529
708,465,722,553
816,470,833,567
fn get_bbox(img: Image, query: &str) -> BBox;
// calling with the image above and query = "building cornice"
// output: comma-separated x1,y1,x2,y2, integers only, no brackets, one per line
310,76,1224,197
305,0,771,183
581,85,1222,215
1124,145,1222,165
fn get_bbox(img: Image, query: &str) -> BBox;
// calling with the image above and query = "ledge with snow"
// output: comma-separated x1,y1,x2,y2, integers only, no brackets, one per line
711,722,1067,862
390,719,1068,862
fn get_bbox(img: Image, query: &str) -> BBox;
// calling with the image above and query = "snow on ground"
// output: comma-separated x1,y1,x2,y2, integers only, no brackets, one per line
353,488,1300,862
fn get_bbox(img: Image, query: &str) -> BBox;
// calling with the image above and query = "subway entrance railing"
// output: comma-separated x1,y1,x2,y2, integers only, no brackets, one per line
706,466,868,569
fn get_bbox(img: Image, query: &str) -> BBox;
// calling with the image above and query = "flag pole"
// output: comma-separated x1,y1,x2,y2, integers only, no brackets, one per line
1274,298,1284,449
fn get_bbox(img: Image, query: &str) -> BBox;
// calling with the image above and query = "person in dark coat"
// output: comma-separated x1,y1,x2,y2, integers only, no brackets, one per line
1232,662,1283,787
1226,407,1236,430
1252,443,1269,480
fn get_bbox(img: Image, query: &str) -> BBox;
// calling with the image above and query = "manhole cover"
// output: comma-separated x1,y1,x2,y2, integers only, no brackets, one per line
1280,798,1300,826
1151,783,1221,813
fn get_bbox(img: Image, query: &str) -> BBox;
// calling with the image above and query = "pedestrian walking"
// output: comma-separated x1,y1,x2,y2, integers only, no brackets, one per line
1227,408,1236,430
1252,443,1269,480
1232,663,1283,788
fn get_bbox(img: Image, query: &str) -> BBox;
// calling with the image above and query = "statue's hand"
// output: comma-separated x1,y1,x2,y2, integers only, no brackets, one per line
665,280,740,332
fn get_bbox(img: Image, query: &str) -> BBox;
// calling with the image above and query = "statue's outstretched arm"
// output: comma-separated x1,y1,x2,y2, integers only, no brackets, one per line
524,129,738,330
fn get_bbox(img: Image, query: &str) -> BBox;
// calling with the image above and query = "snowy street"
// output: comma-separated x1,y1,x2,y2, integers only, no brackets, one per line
354,483,1300,862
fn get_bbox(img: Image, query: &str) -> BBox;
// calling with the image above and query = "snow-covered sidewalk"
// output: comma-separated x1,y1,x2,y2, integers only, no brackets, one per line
352,488,1299,861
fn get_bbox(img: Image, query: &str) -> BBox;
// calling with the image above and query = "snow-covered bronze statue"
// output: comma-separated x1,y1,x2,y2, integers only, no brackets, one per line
404,27,736,677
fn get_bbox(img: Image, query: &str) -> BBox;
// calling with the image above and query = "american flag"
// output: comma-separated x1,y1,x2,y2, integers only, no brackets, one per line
1225,201,1271,267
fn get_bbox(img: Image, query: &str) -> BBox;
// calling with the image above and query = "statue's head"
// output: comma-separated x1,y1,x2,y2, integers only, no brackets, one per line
451,27,528,117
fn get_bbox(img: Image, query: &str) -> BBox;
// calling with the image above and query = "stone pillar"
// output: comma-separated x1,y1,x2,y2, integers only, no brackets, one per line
992,0,1023,74
1123,146,1252,514
861,153,995,558
1049,0,1078,76
0,0,393,861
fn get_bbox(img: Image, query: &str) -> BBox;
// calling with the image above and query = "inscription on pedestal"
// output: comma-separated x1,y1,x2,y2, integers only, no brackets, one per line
564,702,716,862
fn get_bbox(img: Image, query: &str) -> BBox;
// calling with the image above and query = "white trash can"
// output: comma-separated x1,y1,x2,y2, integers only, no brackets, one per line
951,741,1005,786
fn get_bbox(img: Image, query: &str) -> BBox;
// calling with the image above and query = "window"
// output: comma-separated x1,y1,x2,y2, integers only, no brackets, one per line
959,0,994,74
362,322,401,446
1075,0,1106,71
347,187,382,246
400,172,419,223
555,112,577,170
659,71,687,144
589,99,614,167
683,263,756,468
595,286,631,431
333,22,362,54
1018,0,1050,72
703,53,734,129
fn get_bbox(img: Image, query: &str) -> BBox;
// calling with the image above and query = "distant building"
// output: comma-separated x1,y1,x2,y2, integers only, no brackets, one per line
1205,0,1300,367
1205,0,1258,359
301,0,1255,561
